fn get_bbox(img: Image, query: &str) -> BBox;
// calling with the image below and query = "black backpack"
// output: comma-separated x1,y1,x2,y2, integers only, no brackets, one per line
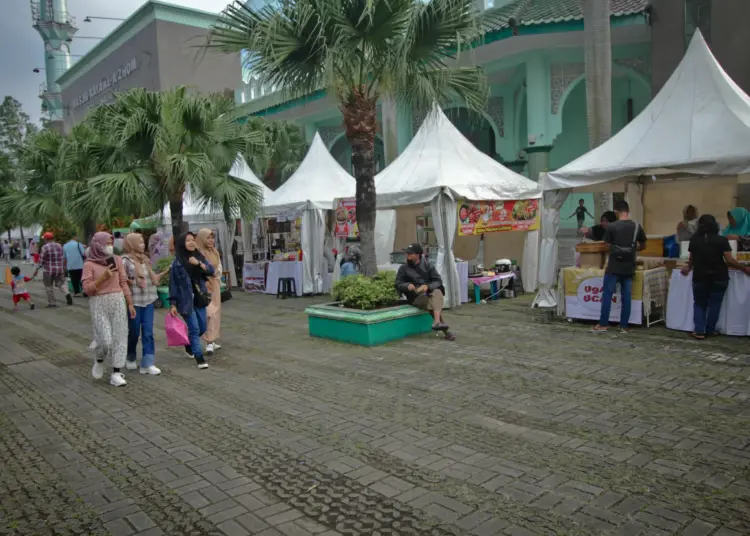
611,223,640,263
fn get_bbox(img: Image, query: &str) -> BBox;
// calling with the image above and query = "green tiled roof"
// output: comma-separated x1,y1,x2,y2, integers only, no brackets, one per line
485,0,649,31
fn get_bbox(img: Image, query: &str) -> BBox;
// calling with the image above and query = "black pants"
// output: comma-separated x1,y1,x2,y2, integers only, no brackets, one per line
69,269,83,295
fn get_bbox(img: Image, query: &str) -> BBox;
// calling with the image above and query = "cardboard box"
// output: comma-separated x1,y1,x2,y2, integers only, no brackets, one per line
579,252,606,269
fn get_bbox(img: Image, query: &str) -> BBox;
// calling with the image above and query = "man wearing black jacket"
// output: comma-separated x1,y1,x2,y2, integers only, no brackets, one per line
395,244,456,341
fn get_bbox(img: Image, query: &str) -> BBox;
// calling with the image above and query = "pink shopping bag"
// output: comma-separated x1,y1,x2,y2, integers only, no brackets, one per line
165,314,190,347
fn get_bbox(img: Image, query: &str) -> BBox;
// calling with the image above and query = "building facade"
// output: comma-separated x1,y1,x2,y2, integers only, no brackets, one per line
232,0,750,230
56,1,241,133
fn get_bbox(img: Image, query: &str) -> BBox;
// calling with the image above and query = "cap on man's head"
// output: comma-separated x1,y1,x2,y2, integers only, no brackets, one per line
43,232,54,240
404,243,423,255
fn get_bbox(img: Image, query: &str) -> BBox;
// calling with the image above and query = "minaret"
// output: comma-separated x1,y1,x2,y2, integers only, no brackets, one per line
30,0,78,127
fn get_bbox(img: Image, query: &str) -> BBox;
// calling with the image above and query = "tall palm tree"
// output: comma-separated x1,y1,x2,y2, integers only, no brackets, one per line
73,87,266,238
243,117,307,189
208,0,492,274
582,0,612,218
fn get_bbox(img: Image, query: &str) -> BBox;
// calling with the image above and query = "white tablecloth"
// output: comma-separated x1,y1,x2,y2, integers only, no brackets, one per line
666,270,750,335
377,261,469,304
265,261,303,296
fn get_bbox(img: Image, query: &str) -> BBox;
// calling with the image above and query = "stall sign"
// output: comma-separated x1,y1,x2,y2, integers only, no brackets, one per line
334,197,359,239
457,199,540,236
243,262,266,293
563,270,643,325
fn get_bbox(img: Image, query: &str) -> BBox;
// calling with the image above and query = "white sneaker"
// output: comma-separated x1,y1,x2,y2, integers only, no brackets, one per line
212,343,221,351
110,372,127,387
197,362,209,370
92,361,104,380
140,366,161,375
206,343,215,355
125,360,138,370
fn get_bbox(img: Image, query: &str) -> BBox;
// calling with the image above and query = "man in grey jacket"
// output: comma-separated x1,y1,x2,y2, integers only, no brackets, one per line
395,244,456,341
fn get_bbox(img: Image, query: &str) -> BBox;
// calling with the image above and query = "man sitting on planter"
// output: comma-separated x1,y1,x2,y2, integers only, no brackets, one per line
395,244,456,341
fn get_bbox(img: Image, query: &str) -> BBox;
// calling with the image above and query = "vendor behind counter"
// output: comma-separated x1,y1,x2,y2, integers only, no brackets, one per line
581,211,617,241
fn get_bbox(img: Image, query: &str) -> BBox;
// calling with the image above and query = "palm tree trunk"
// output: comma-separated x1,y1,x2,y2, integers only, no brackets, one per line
19,227,24,243
83,219,96,245
583,0,612,219
169,195,185,240
342,88,379,276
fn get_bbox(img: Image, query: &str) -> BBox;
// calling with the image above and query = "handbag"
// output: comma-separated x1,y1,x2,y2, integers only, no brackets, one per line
165,315,190,347
192,282,212,308
220,289,232,303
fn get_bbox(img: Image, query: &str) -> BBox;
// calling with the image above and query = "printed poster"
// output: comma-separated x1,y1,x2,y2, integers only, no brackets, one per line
563,269,643,325
243,262,266,293
334,198,359,239
457,199,540,236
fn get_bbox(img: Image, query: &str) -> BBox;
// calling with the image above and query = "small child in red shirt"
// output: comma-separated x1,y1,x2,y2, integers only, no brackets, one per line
10,266,35,311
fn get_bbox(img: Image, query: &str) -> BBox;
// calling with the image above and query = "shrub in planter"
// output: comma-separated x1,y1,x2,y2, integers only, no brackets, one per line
332,271,399,310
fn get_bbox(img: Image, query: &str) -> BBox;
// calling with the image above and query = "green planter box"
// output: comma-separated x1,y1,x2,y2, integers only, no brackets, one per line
157,286,170,308
305,302,433,346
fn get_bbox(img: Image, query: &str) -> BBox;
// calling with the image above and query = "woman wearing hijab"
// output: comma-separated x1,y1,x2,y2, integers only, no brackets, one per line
122,233,162,375
722,208,750,240
677,205,699,242
340,245,361,277
148,231,165,266
169,232,214,369
196,229,223,355
82,232,136,387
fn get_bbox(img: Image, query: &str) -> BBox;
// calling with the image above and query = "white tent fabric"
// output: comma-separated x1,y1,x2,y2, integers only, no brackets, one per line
431,193,461,309
264,133,355,213
376,107,542,208
301,209,326,294
544,31,750,190
229,154,273,200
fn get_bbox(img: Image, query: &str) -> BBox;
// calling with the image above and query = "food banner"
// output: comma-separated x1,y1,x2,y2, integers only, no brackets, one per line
334,198,359,239
457,199,540,236
563,268,643,325
243,262,266,293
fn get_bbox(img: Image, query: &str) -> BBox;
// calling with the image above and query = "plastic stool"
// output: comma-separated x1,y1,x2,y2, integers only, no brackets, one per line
277,277,297,299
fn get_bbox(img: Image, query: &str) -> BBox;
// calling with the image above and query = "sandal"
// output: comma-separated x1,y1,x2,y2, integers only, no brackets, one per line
691,333,706,340
444,331,456,341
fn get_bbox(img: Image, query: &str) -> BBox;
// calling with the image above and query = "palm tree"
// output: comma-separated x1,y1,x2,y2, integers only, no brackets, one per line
244,118,307,189
582,0,612,218
74,87,266,238
207,0,492,275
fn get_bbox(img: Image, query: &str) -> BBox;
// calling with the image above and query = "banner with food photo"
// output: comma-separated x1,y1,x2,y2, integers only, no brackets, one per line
457,199,540,236
334,197,359,239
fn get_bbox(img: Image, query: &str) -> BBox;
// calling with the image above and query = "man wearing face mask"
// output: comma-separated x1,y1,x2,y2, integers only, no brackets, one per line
33,232,73,308
395,244,456,341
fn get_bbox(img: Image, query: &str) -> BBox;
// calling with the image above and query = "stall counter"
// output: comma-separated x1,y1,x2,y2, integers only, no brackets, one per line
558,266,667,326
666,270,750,335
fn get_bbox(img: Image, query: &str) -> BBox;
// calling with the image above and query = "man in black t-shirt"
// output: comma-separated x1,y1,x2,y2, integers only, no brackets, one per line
592,201,647,334
681,214,750,338
568,199,594,230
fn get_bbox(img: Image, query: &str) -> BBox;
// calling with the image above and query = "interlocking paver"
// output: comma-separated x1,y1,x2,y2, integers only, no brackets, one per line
1,286,749,535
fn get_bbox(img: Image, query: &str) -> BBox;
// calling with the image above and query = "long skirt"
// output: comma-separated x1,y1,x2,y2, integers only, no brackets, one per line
90,292,128,369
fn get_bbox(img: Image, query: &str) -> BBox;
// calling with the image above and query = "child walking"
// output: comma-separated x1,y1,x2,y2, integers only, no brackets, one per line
10,266,35,311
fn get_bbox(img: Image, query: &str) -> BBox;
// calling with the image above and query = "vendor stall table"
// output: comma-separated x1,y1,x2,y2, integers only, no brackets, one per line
558,266,667,326
378,261,470,304
468,273,515,304
265,261,303,297
666,270,750,335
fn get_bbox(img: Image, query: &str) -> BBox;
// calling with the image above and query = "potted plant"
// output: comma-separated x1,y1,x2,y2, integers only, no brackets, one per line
155,256,173,308
305,271,433,346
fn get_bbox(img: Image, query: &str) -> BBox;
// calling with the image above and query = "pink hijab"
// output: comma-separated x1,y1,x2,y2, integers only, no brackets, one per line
87,232,112,266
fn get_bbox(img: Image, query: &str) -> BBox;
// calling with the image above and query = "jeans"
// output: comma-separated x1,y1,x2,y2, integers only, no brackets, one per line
598,274,634,328
692,279,728,335
183,307,207,361
69,269,83,294
127,304,155,368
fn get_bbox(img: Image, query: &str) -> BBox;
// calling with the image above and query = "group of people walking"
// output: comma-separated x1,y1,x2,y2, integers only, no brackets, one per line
11,229,225,387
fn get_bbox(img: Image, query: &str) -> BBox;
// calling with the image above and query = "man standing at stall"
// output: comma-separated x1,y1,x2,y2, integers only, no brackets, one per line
395,244,456,341
592,201,647,334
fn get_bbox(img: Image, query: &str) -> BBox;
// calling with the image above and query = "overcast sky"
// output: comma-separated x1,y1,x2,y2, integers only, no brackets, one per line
1,0,230,124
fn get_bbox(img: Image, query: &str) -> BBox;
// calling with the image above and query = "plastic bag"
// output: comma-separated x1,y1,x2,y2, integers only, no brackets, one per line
165,314,189,347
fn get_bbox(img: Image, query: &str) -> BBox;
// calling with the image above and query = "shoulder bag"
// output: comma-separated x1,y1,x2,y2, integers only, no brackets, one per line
611,223,641,264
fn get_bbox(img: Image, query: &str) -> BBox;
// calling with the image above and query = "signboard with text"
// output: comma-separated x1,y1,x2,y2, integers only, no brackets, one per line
70,57,139,109
563,270,643,325
334,198,359,239
457,199,540,236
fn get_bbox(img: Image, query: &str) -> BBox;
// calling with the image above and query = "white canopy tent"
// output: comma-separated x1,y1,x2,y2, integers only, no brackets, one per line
535,31,750,307
376,107,542,307
264,132,356,294
136,154,271,286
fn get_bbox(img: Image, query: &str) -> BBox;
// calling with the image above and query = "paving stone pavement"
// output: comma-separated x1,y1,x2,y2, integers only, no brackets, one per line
0,278,749,536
